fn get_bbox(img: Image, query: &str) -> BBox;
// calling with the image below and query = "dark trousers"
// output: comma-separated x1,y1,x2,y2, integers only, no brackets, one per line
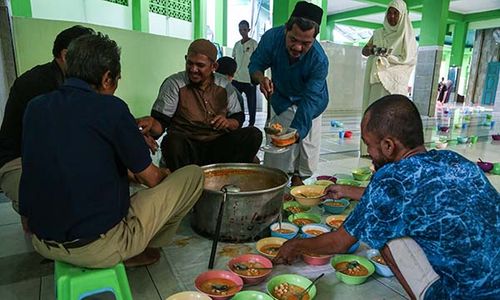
232,81,257,126
162,127,263,171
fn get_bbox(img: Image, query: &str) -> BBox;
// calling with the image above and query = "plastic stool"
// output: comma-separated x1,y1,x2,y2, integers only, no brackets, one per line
55,261,133,300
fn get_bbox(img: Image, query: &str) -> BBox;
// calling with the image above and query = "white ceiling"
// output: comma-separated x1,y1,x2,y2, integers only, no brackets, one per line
328,0,370,14
356,11,422,23
328,0,500,15
449,0,500,14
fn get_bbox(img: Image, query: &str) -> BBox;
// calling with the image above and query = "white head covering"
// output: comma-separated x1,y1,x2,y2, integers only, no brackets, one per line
369,0,418,94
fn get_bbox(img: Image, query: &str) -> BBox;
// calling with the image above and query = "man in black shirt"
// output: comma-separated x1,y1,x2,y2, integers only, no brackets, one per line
0,25,95,215
20,33,203,268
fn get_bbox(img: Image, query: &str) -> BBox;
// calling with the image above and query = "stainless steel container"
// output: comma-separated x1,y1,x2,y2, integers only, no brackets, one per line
191,163,289,242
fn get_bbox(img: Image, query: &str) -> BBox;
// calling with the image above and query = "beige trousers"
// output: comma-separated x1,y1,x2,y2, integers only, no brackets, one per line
32,165,204,268
264,106,322,177
0,157,22,213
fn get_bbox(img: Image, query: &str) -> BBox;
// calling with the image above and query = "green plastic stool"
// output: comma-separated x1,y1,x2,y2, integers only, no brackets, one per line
55,261,133,300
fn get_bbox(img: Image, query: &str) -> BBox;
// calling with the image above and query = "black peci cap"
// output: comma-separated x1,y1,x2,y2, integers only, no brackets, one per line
291,1,323,26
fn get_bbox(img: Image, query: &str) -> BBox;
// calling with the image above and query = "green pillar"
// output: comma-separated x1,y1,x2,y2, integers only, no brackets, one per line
193,0,207,39
319,0,328,40
215,0,227,46
273,0,297,27
11,0,32,17
419,0,449,46
132,0,149,33
323,19,335,41
450,21,468,67
412,0,450,117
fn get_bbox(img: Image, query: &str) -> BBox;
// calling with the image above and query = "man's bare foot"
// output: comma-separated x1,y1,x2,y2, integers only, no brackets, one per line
290,175,304,187
124,247,161,268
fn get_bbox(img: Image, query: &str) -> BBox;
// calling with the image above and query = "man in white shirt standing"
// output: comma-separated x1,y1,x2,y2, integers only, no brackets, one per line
232,20,258,126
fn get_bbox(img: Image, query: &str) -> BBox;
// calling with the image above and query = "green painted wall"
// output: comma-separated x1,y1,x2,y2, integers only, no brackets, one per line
12,17,190,117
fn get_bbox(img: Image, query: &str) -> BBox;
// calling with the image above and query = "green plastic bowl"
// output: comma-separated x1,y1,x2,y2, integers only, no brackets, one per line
331,255,375,285
266,274,317,300
351,168,372,181
288,212,321,227
336,178,361,186
232,291,274,300
283,201,311,215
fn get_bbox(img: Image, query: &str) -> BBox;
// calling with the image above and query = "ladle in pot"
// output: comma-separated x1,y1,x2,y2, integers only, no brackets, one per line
208,184,240,269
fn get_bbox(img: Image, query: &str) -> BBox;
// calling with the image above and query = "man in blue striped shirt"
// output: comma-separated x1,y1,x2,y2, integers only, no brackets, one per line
249,1,329,186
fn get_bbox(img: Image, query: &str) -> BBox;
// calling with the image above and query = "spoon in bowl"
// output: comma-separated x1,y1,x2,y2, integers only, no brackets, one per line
295,273,324,300
232,263,273,271
211,283,243,292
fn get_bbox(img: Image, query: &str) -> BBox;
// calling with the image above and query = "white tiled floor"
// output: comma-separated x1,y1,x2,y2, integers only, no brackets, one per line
0,109,498,300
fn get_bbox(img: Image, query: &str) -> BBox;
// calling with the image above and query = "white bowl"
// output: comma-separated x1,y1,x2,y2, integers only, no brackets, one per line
166,291,212,300
366,249,394,277
301,223,331,238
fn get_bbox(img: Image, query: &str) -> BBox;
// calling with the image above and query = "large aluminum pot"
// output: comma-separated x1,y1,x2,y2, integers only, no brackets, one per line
191,163,288,242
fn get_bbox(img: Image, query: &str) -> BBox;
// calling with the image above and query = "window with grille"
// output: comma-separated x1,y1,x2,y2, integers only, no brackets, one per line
104,0,129,6
150,0,192,22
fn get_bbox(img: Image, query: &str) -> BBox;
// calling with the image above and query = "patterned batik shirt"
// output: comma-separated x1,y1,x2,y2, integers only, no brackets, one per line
343,150,499,299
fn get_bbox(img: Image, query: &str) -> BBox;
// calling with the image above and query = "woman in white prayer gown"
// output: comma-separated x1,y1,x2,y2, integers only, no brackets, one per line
360,0,417,156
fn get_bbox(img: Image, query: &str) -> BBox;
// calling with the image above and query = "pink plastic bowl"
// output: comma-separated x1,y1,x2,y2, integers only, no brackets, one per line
195,270,243,300
227,254,273,285
344,131,353,138
302,253,333,266
316,175,337,183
